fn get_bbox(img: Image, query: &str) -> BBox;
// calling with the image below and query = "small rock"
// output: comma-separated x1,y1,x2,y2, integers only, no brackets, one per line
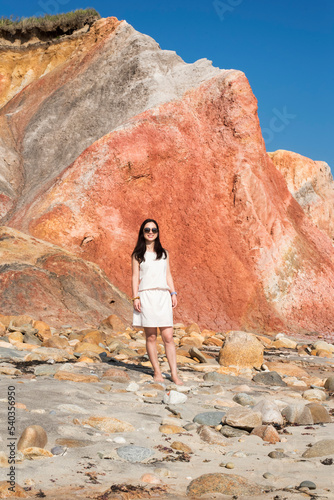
225,462,234,469
220,425,249,438
197,425,228,446
252,400,283,425
302,439,334,458
51,445,66,455
268,451,287,459
126,381,140,392
306,403,331,423
171,441,192,453
281,403,313,425
17,425,47,451
0,480,28,497
252,371,286,386
203,372,249,385
251,425,280,444
159,424,185,434
302,389,326,402
116,445,154,462
163,390,187,404
189,346,207,363
299,481,316,490
223,407,262,430
193,411,226,426
263,472,275,479
22,447,53,459
187,472,263,496
232,393,255,406
324,376,334,391
140,473,161,484
76,416,135,433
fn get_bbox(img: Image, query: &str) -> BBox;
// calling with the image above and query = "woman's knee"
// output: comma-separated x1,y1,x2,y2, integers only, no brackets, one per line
161,328,174,344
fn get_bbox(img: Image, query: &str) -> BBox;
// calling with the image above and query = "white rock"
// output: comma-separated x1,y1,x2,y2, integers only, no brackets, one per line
302,389,326,402
252,400,283,425
163,390,187,404
126,382,140,392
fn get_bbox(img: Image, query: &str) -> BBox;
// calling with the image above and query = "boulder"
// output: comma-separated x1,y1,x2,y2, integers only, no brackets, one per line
218,331,263,369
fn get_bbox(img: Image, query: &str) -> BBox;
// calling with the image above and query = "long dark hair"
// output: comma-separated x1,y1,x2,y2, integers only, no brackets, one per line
132,219,167,263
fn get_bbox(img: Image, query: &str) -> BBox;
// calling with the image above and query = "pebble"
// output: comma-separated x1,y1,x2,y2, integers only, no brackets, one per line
324,375,334,391
225,462,235,469
252,399,283,425
299,481,316,490
263,472,275,479
268,451,287,459
220,425,249,438
232,393,255,406
116,445,154,462
51,445,67,455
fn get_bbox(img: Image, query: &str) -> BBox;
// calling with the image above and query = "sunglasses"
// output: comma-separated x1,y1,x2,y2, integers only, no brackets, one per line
144,227,158,234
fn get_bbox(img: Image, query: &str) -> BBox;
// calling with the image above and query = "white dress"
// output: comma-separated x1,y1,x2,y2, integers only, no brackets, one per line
132,251,173,328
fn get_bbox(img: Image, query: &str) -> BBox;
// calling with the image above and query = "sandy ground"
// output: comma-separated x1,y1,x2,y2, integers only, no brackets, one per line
0,347,333,499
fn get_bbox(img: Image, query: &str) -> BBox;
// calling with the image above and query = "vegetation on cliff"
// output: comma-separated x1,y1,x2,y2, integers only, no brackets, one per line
0,8,100,38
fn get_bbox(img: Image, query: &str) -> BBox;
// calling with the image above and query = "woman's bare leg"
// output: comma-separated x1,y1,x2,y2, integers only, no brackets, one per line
144,327,164,382
160,326,183,385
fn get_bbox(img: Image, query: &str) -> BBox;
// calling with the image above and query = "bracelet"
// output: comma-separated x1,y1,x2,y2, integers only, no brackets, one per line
170,292,177,296
131,296,140,301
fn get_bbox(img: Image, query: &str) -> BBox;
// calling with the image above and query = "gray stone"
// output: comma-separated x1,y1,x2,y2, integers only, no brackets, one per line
220,425,249,438
0,347,27,362
252,400,283,425
51,446,66,455
193,411,226,426
232,393,255,406
23,330,42,345
268,451,287,459
203,372,250,385
281,404,313,425
116,445,154,463
252,371,287,386
302,439,334,458
299,481,316,490
34,365,59,376
189,347,207,363
324,376,334,391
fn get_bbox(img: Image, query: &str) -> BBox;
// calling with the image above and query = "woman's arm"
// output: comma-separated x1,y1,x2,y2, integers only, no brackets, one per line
131,255,141,312
166,251,177,308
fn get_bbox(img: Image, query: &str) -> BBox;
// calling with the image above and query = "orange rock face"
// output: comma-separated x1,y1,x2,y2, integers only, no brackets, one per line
2,18,334,335
269,150,334,242
0,226,131,328
7,69,334,334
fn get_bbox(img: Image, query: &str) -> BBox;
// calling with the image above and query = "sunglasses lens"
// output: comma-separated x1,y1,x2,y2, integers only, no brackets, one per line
144,227,158,233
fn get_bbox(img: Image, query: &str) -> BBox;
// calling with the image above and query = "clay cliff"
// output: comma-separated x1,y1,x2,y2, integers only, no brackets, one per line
268,150,334,243
1,15,334,333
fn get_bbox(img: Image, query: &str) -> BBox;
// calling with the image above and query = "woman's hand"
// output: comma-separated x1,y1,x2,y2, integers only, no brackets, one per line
171,294,177,308
133,298,141,312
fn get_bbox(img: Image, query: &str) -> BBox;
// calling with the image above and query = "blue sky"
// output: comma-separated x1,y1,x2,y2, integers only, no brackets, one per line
2,0,333,169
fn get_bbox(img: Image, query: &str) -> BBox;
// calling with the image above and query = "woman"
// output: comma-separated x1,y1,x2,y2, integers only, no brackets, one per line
132,219,183,385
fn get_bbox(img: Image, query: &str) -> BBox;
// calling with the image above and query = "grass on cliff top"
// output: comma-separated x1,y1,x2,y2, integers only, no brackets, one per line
0,8,101,34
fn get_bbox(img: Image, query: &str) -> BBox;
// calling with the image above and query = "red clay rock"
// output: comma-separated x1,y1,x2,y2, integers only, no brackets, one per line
269,150,334,242
0,226,131,328
7,70,334,334
2,20,334,334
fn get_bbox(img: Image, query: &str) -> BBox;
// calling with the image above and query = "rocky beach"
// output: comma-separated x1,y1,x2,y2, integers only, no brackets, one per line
0,314,334,499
